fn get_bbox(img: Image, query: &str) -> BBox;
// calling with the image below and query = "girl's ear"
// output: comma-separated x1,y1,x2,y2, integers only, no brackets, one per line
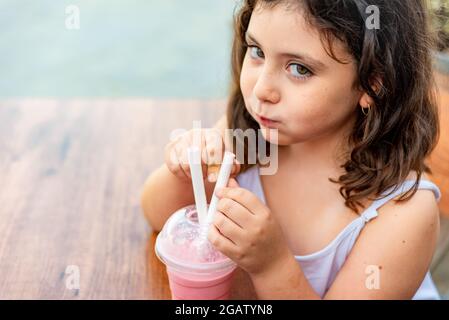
358,77,382,108
358,92,375,109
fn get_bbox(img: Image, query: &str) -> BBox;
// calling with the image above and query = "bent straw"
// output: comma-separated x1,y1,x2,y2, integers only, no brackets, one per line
204,151,236,228
187,146,208,225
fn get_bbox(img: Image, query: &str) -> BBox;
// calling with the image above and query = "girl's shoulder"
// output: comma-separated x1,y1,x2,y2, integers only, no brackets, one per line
401,170,439,204
388,169,438,207
359,170,439,222
375,170,440,227
330,173,440,299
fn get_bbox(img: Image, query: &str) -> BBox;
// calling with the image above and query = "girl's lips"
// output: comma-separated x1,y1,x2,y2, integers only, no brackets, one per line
255,113,280,128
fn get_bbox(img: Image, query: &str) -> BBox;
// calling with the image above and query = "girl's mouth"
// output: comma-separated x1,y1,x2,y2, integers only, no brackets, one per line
255,113,280,128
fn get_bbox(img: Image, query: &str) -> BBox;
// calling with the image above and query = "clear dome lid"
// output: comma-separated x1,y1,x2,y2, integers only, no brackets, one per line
155,205,236,274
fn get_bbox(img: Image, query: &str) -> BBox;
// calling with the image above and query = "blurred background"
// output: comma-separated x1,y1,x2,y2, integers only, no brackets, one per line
1,0,448,98
0,0,237,98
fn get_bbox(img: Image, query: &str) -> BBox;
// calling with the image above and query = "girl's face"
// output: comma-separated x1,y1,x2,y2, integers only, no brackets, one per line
240,4,365,146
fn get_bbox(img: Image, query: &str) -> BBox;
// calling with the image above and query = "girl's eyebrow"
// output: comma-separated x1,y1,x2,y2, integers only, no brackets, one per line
245,31,327,71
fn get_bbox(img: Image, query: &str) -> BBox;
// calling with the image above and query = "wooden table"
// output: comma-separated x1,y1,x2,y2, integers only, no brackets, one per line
1,82,448,298
0,99,256,299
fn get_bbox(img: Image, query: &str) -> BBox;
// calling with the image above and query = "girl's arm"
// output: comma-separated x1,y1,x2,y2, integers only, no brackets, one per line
140,114,228,233
249,188,440,299
323,189,440,299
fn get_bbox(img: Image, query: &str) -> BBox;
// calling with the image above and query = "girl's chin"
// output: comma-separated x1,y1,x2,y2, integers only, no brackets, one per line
258,127,290,146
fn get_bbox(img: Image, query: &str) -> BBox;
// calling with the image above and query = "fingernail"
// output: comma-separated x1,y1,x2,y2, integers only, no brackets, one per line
208,173,215,182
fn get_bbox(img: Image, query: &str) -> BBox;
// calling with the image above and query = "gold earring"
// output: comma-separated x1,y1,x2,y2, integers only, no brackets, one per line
361,104,371,116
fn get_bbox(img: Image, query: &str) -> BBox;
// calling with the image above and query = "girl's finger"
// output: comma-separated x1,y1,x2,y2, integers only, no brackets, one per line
208,224,239,254
171,144,189,180
176,142,192,180
205,130,225,182
200,130,209,180
206,164,221,183
203,132,213,181
216,196,252,230
230,159,241,177
213,210,245,246
164,143,179,172
217,186,267,218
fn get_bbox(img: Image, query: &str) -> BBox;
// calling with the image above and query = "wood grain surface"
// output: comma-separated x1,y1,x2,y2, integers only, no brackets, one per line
0,99,256,299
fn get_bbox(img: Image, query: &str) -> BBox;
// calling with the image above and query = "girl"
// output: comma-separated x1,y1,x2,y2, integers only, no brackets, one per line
141,0,442,299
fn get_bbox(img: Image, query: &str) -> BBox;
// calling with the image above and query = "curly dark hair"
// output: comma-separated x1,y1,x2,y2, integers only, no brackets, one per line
226,0,440,213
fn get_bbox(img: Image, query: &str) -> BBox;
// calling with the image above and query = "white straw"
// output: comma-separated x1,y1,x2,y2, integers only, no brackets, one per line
205,151,236,228
187,146,208,225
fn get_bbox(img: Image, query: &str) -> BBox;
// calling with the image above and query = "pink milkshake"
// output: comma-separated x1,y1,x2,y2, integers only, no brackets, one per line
155,204,237,300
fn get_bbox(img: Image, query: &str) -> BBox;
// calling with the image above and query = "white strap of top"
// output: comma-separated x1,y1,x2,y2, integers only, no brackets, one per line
361,180,441,223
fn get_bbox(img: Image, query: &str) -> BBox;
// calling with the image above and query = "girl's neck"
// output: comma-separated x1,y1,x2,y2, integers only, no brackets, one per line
278,117,355,175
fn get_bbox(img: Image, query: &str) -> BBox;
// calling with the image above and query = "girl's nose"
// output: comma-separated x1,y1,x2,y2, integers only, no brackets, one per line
253,68,281,104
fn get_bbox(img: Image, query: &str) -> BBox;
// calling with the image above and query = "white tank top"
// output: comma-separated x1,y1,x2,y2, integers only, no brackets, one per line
236,165,441,300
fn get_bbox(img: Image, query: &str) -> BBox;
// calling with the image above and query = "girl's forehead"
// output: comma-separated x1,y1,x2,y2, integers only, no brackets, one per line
251,3,315,38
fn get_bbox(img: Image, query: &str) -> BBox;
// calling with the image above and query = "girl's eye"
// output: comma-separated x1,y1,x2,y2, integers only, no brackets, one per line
245,42,312,81
288,63,312,79
248,46,264,59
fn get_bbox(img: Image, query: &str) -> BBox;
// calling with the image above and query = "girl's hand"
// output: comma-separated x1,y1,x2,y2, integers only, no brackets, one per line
207,178,292,276
164,128,240,183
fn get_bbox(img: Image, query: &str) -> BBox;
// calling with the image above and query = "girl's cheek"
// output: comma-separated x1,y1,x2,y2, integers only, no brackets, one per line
284,96,328,132
240,61,253,95
240,56,261,94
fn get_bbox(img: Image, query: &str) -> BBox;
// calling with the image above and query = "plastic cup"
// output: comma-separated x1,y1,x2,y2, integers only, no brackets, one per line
155,204,237,300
